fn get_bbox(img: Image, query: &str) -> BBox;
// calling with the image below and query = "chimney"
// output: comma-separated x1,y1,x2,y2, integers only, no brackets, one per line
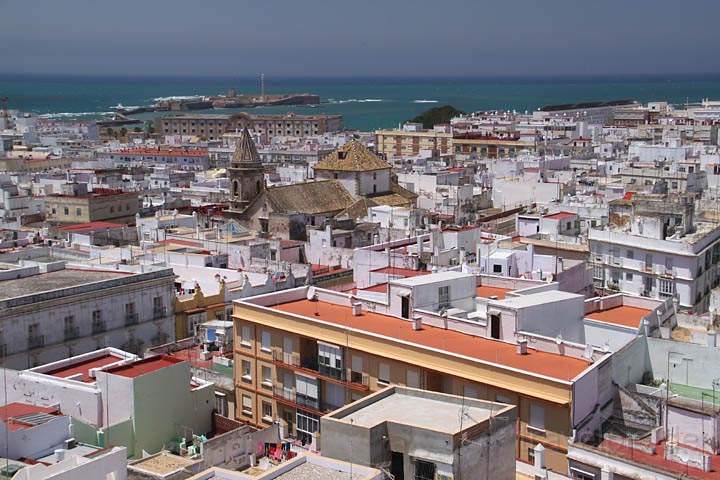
516,339,528,355
351,302,362,316
533,443,546,470
412,315,422,331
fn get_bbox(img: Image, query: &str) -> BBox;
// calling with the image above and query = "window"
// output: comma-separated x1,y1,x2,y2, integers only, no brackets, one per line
592,265,603,280
463,385,478,398
406,370,420,388
569,467,597,480
296,374,319,408
665,257,673,270
626,249,634,259
261,401,273,422
351,355,364,384
438,285,450,310
296,411,319,445
241,325,252,348
496,393,512,404
414,459,436,480
645,253,653,269
318,342,343,378
529,403,545,432
659,279,674,297
241,360,252,382
493,264,502,273
63,207,69,215
75,208,82,216
527,447,536,465
241,395,252,416
378,362,390,385
261,365,272,387
625,272,633,281
260,331,272,352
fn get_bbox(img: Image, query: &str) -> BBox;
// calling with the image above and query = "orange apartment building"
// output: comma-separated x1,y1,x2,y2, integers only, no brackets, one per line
232,279,616,472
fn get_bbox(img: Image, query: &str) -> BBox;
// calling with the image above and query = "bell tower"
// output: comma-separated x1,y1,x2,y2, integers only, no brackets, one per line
227,127,264,213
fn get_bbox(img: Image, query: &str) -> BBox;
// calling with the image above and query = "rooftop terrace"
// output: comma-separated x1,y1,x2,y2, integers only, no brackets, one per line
0,268,129,300
269,297,591,382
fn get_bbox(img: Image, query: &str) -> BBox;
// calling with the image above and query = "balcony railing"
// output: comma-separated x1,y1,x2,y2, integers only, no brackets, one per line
153,307,167,320
350,371,370,387
28,335,45,350
64,326,80,341
318,364,345,381
296,393,320,410
272,385,321,412
273,385,296,402
272,350,300,367
125,313,139,326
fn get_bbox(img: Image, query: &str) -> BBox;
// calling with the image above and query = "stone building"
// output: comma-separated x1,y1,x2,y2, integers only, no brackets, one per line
155,112,342,141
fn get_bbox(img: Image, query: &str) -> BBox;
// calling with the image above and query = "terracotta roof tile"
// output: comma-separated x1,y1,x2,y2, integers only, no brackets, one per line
314,140,391,172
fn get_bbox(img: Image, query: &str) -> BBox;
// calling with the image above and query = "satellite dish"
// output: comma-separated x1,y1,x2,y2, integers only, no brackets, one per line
307,286,317,301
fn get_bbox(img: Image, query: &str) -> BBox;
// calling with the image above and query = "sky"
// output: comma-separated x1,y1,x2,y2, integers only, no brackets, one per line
1,0,719,78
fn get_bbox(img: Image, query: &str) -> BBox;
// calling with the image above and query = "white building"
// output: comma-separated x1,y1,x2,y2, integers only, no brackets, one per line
589,195,720,312
2,348,214,459
0,261,176,368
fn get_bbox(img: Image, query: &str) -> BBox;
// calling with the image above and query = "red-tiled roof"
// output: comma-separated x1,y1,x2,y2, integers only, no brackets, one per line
0,403,60,431
594,439,720,480
45,353,125,383
272,298,591,382
104,355,183,378
585,305,651,329
476,285,510,300
372,267,430,278
544,211,576,220
58,221,125,233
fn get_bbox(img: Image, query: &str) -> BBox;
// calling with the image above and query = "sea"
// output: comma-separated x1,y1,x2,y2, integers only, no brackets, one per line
2,74,720,131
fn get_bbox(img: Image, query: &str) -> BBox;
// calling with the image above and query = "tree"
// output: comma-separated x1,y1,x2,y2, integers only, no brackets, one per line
408,105,464,129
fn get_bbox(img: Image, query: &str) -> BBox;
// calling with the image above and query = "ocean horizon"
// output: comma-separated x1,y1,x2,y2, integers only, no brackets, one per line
3,73,720,130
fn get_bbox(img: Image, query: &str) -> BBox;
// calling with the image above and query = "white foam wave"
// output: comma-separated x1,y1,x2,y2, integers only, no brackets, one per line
328,98,385,104
152,95,202,102
39,111,113,119
413,99,438,104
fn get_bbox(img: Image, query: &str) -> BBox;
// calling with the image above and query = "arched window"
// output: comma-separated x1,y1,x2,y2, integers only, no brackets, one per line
233,180,239,197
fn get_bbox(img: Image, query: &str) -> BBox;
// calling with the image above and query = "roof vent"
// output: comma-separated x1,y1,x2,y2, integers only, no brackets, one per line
351,302,362,316
516,339,528,355
412,315,423,331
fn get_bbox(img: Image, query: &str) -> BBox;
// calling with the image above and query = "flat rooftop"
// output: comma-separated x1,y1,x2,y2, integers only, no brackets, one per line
103,355,183,378
585,305,651,329
391,270,473,287
131,452,197,475
0,403,61,432
0,268,130,300
44,353,127,383
476,285,510,299
271,298,591,381
274,462,365,480
336,391,499,434
371,266,430,278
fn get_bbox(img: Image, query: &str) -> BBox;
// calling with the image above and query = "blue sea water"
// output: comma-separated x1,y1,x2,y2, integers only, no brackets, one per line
2,74,720,131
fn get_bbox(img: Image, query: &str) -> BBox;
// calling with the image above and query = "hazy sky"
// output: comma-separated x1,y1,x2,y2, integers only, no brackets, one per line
1,0,719,77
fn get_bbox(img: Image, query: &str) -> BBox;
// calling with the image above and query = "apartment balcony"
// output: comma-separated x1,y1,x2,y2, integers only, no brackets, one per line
125,313,139,327
92,320,107,335
153,307,167,320
28,335,45,350
271,350,369,392
64,326,80,341
272,385,323,416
